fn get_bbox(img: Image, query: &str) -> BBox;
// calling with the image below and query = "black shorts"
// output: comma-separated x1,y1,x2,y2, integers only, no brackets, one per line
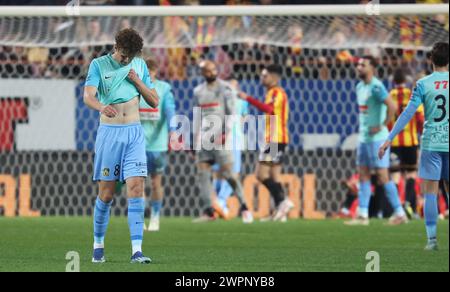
259,143,288,165
390,146,419,172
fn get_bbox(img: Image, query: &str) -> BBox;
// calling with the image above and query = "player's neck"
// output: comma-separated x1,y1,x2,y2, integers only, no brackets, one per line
434,66,448,73
111,51,121,63
363,74,374,84
206,80,218,88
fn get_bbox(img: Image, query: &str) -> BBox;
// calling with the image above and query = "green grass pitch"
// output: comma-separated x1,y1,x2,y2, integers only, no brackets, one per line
0,217,448,272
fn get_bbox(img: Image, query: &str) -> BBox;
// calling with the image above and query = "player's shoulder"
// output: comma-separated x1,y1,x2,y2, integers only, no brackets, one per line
218,79,235,92
193,82,205,95
157,80,172,90
90,54,109,66
371,77,386,88
269,86,287,98
131,57,147,69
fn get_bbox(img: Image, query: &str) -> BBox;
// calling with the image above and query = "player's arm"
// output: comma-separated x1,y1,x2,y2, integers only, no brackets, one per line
83,60,117,117
384,95,398,128
370,84,397,135
164,87,180,150
238,92,274,114
378,83,424,159
416,106,425,135
128,66,159,108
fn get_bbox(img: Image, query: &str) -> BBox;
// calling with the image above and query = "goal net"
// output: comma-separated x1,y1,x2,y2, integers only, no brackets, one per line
0,4,448,218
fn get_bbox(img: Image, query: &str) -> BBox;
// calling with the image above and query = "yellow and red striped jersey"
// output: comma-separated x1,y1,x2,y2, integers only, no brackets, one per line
388,86,424,147
265,86,290,144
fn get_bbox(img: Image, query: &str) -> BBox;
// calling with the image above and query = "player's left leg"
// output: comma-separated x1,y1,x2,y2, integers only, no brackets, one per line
123,125,151,263
216,150,253,223
373,141,407,225
144,151,167,232
217,159,253,224
125,177,151,263
214,149,244,218
418,151,447,251
270,163,294,222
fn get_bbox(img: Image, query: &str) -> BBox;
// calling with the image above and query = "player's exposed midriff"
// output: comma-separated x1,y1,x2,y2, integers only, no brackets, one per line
100,96,141,125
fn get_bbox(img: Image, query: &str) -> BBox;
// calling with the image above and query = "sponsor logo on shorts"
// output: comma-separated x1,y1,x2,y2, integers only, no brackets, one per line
103,168,110,177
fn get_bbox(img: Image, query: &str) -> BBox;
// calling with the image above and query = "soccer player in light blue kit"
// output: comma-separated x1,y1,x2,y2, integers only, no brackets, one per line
84,28,159,264
140,57,176,232
346,55,408,226
379,42,449,251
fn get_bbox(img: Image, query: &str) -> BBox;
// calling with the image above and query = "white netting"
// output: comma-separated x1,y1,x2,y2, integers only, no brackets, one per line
0,5,448,217
0,14,448,49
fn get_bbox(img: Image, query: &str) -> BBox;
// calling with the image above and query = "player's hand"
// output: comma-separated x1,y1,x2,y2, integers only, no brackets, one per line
238,91,248,100
169,132,185,152
378,140,391,160
127,69,140,84
100,105,118,118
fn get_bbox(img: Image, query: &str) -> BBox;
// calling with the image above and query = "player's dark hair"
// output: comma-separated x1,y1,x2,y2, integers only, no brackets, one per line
362,55,378,68
266,64,283,76
431,42,449,67
146,57,159,72
115,28,144,58
393,68,406,85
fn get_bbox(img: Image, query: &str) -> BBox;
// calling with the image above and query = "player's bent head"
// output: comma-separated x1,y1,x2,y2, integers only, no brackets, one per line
115,28,144,61
431,42,449,68
393,68,406,85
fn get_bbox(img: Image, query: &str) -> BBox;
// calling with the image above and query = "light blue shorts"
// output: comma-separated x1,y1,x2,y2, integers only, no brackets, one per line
357,140,390,169
146,151,168,175
93,123,147,182
419,150,449,181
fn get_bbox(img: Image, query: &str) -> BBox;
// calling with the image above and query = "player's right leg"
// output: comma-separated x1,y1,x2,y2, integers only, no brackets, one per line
419,151,448,251
91,124,126,263
92,181,115,263
345,142,371,226
193,152,216,223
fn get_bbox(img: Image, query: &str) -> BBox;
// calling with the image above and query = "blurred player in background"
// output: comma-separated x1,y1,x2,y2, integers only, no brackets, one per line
140,57,176,232
379,42,449,251
212,78,249,219
239,64,294,222
193,60,253,224
388,68,424,218
345,56,408,226
83,28,159,264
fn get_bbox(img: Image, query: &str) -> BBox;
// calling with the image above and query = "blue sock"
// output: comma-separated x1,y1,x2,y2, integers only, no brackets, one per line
358,181,371,218
424,194,438,241
384,181,405,216
93,196,112,248
151,200,163,219
128,197,145,255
